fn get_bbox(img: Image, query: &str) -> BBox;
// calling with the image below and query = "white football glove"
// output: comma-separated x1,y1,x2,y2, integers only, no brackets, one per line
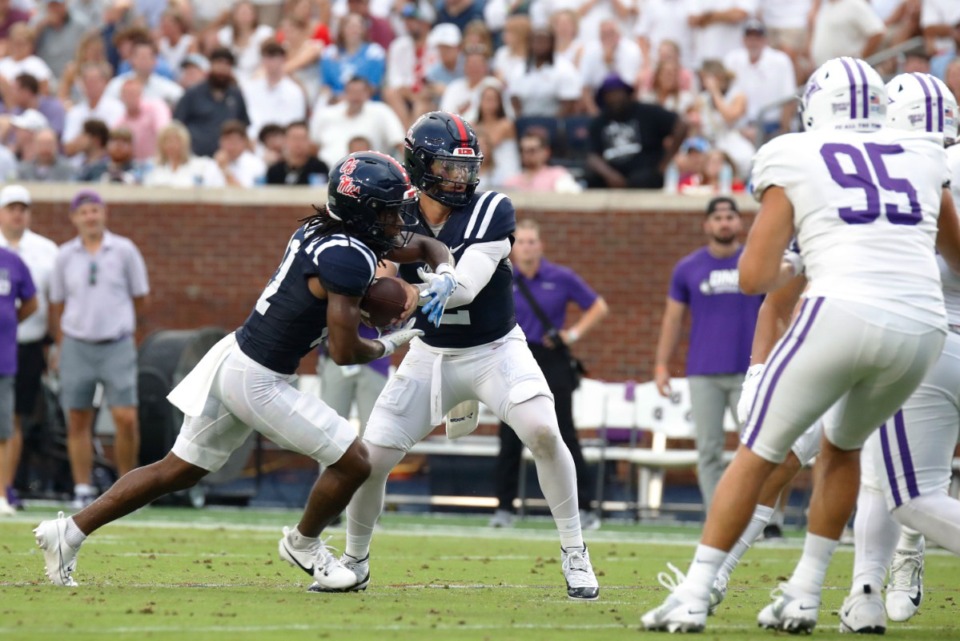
418,263,458,327
782,248,804,277
375,318,424,356
737,364,765,424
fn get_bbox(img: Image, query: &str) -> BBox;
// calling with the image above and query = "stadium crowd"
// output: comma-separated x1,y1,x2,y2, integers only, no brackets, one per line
0,0,956,195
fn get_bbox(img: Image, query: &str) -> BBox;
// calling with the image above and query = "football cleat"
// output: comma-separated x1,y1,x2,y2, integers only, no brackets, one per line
580,509,601,531
561,545,600,600
886,541,924,622
757,583,820,633
708,574,728,615
487,509,515,528
33,511,80,587
0,497,15,516
316,553,370,593
839,584,886,634
278,527,358,591
641,563,707,633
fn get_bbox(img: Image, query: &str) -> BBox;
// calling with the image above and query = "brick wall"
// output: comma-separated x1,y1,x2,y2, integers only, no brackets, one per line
27,190,754,381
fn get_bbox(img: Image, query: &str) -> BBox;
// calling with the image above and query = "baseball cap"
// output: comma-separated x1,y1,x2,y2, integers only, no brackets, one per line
680,137,710,154
428,23,462,48
181,53,210,72
10,108,49,132
744,18,766,35
70,189,104,211
0,185,30,208
706,196,739,215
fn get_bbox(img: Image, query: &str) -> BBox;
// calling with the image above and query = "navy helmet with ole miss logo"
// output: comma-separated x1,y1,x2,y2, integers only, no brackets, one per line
325,150,419,257
404,111,483,208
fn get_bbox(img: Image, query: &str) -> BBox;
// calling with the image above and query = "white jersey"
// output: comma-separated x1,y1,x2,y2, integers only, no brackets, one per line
752,128,950,328
943,144,960,327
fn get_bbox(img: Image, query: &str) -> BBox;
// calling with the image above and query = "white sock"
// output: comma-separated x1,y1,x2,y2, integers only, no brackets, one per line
675,544,727,603
64,517,88,549
288,526,318,550
788,533,838,595
893,493,960,555
74,483,96,496
718,504,775,582
896,526,923,552
506,397,583,550
851,486,899,592
344,443,405,560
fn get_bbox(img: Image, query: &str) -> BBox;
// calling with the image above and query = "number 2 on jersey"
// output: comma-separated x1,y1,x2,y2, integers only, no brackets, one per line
820,143,921,225
256,238,301,315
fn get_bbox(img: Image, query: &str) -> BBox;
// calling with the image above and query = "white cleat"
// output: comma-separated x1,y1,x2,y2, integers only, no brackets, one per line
33,511,80,587
319,553,370,593
641,562,708,633
561,545,600,600
0,497,15,516
757,583,820,634
278,526,359,592
708,574,728,615
487,509,515,528
839,584,886,634
886,542,924,622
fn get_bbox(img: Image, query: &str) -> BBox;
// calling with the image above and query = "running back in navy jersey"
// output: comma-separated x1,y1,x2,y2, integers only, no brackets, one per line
236,228,378,374
398,190,517,348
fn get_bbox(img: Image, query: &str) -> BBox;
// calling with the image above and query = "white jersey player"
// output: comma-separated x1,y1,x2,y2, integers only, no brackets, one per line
642,57,960,634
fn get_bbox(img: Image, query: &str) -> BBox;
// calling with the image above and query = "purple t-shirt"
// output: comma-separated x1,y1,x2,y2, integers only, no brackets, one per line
0,247,36,376
514,259,599,345
668,246,762,377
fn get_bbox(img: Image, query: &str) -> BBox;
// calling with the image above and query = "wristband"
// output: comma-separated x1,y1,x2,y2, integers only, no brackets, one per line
566,328,580,344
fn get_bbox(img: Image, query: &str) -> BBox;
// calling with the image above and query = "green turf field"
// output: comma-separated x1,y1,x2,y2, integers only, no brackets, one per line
2,507,959,640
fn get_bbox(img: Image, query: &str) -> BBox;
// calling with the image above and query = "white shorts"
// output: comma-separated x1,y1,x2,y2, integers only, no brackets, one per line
861,331,960,509
363,326,553,451
742,297,945,463
172,345,358,472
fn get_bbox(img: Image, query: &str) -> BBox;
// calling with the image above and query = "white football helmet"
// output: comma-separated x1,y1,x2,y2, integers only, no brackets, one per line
886,72,959,144
801,57,886,132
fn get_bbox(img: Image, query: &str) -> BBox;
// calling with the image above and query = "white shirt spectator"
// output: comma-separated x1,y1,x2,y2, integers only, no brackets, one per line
531,0,614,40
387,35,437,89
722,45,795,125
144,156,226,187
634,0,696,69
62,97,126,148
921,0,960,55
104,72,184,108
190,0,235,25
225,150,266,187
688,0,758,66
217,24,275,83
0,146,16,181
0,228,57,343
579,36,643,90
810,0,885,67
309,100,405,169
508,58,583,117
159,34,196,73
0,55,53,84
241,75,307,141
493,46,527,84
440,75,496,116
759,0,811,30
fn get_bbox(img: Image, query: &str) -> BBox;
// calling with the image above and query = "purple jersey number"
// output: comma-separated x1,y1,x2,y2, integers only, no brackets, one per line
820,142,922,225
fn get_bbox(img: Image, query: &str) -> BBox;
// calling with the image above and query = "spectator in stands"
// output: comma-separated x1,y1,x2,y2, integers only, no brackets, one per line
190,0,237,30
241,39,307,141
279,15,325,104
691,59,754,179
144,121,225,187
70,0,107,32
503,127,582,192
0,132,15,179
0,184,56,513
1,107,47,160
476,128,514,189
638,55,696,115
104,38,184,108
653,196,762,514
636,40,695,97
1,73,65,138
0,24,53,92
158,9,196,74
439,45,495,115
56,32,109,106
309,76,404,169
76,119,111,182
17,127,74,181
112,27,176,81
33,0,86,82
436,0,484,33
490,218,607,530
174,47,250,157
809,0,885,67
217,0,275,83
722,19,796,136
759,0,812,82
0,0,30,44
422,23,464,111
902,46,931,73
276,0,332,47
551,9,585,68
580,20,643,115
115,76,171,162
256,122,285,166
265,120,329,185
669,135,710,187
100,127,147,184
50,188,149,508
214,119,266,187
178,53,208,89
334,0,394,51
687,0,756,67
384,3,437,128
508,27,583,118
493,15,531,83
678,148,743,195
463,19,495,53
634,0,695,70
320,13,387,102
931,18,960,81
585,74,684,189
63,63,125,158
467,81,519,176
921,0,960,57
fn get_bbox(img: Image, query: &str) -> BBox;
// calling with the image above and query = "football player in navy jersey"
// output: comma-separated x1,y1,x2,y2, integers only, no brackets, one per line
33,152,458,592
341,112,601,600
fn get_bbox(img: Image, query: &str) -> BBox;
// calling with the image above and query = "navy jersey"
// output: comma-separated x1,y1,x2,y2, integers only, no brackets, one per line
399,191,517,348
236,229,377,374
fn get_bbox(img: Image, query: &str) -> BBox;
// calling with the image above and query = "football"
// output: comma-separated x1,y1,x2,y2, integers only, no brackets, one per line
360,277,409,329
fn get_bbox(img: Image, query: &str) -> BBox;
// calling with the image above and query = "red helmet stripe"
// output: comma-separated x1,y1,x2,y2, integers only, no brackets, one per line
449,113,470,148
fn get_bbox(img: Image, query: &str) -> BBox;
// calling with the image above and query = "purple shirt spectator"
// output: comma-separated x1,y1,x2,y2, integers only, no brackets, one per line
0,246,35,375
513,258,599,346
667,246,762,376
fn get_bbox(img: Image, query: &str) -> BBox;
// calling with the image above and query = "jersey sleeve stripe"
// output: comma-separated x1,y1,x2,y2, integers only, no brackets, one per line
314,238,377,282
464,191,494,239
476,193,506,240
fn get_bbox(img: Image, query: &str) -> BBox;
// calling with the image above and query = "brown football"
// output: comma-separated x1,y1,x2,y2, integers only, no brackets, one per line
360,277,409,329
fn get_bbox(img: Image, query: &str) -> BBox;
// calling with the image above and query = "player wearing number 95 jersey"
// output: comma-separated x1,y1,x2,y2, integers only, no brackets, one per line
32,151,457,593
642,57,960,634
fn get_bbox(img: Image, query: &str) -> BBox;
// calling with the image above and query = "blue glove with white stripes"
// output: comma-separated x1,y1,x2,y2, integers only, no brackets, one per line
418,264,458,327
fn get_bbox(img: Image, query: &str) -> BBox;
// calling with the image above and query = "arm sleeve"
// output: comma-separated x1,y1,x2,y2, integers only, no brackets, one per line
312,242,376,296
445,238,512,308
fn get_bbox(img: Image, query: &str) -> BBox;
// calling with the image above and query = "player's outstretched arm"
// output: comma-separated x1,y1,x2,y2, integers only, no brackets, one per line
739,186,796,295
936,187,960,275
442,238,512,309
385,234,455,272
325,291,421,364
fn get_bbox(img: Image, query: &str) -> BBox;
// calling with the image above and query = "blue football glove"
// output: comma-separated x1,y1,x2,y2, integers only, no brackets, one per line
418,264,457,327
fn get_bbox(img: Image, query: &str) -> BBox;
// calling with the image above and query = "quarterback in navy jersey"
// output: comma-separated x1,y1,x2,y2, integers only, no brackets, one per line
341,112,601,600
33,152,457,593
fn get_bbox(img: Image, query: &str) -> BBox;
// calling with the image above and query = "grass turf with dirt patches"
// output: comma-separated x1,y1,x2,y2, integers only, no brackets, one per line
2,507,959,640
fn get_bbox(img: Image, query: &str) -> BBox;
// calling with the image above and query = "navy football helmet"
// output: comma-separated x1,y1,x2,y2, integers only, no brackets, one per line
326,151,418,257
404,111,483,208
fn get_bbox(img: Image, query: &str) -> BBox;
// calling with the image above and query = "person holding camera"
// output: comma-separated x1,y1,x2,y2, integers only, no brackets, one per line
490,219,609,529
